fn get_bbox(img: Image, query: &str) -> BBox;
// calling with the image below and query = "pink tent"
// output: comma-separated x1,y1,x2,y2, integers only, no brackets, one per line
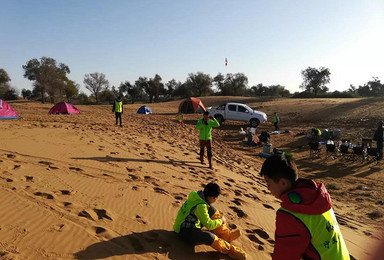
0,99,19,120
49,102,80,114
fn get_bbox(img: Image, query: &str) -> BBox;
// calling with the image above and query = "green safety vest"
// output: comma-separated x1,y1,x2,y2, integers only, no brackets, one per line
279,207,350,260
114,101,123,113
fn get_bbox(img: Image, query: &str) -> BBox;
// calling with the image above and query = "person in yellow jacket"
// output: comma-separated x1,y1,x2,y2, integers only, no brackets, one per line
112,96,123,127
196,111,220,169
174,182,246,260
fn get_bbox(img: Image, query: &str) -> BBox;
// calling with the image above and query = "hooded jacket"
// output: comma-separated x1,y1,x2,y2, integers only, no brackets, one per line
173,190,222,233
273,179,350,260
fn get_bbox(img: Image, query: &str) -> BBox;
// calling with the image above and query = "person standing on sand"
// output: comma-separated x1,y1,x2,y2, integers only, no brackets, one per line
112,96,123,127
373,121,384,160
196,111,220,169
260,153,350,260
173,182,246,260
273,112,280,131
177,112,185,127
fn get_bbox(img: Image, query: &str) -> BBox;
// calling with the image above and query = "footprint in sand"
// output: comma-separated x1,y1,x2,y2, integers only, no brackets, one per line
50,224,65,232
63,202,72,207
229,206,247,218
78,210,96,221
13,165,21,170
34,192,54,199
244,193,261,201
69,167,83,172
7,154,16,159
154,187,169,195
223,182,232,187
48,165,59,170
94,209,113,220
6,178,13,182
262,204,274,210
232,198,244,206
60,190,71,195
39,161,53,166
136,215,147,224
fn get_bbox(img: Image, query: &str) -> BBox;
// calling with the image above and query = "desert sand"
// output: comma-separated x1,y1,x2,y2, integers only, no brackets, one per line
0,97,383,260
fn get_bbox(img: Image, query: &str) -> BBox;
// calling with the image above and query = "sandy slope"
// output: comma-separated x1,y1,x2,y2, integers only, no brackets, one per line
0,97,383,259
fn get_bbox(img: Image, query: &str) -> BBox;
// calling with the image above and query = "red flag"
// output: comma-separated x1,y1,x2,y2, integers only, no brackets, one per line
225,58,228,66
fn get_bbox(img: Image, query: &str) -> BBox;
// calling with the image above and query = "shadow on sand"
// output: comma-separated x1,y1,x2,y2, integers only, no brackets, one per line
71,156,209,169
74,229,227,260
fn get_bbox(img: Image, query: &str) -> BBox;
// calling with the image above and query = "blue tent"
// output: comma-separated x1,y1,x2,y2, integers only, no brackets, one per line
137,105,152,114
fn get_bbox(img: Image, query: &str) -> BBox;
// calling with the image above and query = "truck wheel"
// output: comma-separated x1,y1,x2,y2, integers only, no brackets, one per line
214,115,224,124
250,118,260,127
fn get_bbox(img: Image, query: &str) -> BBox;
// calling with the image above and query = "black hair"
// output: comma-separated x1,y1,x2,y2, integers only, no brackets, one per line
260,154,298,185
203,111,210,115
203,182,221,198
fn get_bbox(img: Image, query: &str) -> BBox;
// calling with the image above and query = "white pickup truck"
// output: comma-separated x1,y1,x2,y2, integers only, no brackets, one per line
207,102,267,127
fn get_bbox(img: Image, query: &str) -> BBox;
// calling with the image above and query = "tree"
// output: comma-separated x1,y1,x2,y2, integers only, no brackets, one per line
165,79,180,100
0,68,11,85
300,67,330,97
120,81,144,104
22,57,70,103
222,73,248,96
64,80,79,102
213,73,225,93
185,72,213,96
21,89,32,99
83,72,109,103
148,74,163,102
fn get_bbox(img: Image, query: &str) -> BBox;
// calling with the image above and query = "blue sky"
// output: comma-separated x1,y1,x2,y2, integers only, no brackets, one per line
1,0,383,94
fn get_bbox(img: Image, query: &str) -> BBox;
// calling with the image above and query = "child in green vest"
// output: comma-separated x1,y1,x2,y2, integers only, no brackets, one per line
260,153,350,260
173,182,246,259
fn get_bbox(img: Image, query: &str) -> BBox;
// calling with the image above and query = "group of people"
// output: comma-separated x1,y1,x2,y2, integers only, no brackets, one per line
174,153,351,259
175,111,350,259
110,98,375,259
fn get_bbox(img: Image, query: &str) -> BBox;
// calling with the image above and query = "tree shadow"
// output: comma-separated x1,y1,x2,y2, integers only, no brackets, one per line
74,229,227,260
71,156,207,169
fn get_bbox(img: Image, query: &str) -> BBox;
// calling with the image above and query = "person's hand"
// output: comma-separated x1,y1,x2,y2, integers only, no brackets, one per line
221,215,226,224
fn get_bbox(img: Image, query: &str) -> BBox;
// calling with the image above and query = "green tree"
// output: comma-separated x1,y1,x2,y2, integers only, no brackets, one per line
22,57,70,103
213,73,225,93
165,79,180,99
222,73,248,96
185,72,213,96
0,68,11,85
64,80,79,102
149,74,163,102
21,89,32,99
300,67,330,97
83,72,109,103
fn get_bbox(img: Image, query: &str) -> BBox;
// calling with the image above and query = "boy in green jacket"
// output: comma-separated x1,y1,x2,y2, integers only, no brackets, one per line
196,112,220,169
174,182,246,259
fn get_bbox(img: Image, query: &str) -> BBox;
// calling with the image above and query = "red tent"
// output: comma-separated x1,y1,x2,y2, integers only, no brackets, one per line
178,97,206,113
0,99,19,120
49,102,80,114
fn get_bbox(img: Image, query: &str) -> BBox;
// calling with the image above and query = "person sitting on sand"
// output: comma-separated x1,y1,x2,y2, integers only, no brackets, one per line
260,153,350,260
173,182,246,260
196,112,220,169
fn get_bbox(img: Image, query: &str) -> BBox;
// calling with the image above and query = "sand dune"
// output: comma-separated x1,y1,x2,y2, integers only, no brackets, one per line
0,98,383,259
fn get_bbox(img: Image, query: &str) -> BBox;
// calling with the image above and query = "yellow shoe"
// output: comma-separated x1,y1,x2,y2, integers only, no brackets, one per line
229,245,247,260
211,236,247,260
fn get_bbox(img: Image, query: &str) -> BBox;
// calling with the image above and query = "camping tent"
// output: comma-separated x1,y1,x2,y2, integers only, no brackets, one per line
49,102,80,114
0,99,19,120
137,105,152,114
178,97,206,113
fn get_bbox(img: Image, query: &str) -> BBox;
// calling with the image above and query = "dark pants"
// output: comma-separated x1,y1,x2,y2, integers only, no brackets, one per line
274,122,279,131
200,140,212,159
377,141,383,160
115,112,122,126
178,206,217,246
